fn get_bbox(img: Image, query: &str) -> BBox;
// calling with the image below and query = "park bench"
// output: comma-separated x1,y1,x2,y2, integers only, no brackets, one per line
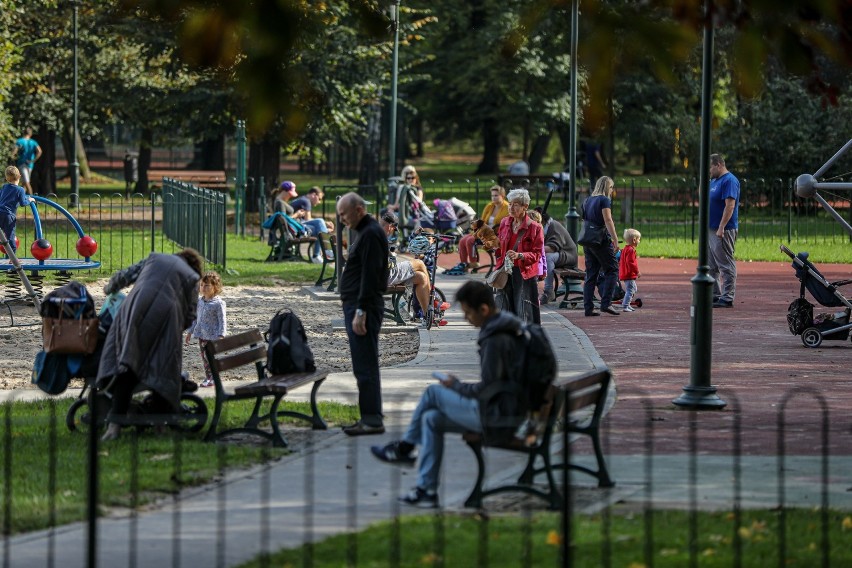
552,266,586,310
314,233,337,291
203,329,328,447
149,169,229,191
462,367,614,509
265,216,317,263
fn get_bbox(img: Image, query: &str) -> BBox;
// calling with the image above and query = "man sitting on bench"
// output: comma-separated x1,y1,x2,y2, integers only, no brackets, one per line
536,207,578,305
379,212,449,323
370,281,524,508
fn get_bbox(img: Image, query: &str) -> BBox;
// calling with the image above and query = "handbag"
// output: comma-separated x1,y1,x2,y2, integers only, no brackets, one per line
42,313,99,355
577,223,606,247
486,229,526,289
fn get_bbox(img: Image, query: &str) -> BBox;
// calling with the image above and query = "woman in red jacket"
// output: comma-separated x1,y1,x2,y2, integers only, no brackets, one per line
494,189,544,324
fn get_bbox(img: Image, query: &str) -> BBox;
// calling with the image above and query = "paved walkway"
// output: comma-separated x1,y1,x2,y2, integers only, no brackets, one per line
3,259,851,567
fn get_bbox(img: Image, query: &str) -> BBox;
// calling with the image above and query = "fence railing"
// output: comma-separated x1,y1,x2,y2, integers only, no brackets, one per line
1,385,848,566
162,179,228,268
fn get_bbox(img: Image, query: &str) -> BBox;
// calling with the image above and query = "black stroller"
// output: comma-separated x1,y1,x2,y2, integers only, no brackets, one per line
35,282,208,433
780,244,852,348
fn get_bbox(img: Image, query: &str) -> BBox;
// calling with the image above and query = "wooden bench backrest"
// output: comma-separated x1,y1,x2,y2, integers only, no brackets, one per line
559,368,611,421
205,329,266,376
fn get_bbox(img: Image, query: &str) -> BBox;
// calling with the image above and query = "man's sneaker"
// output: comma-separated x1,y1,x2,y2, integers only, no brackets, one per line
371,441,416,467
311,255,323,264
399,486,438,509
342,421,385,436
200,379,214,388
713,299,733,308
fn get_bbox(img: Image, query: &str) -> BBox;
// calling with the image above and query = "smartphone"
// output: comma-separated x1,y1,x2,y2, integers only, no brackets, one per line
432,371,450,381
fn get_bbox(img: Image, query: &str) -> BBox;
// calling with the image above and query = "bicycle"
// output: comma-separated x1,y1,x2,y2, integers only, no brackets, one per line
404,232,453,330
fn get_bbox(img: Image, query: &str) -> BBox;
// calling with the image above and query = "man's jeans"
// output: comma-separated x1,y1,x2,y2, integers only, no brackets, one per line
543,251,560,293
403,384,481,491
303,219,328,258
342,302,384,426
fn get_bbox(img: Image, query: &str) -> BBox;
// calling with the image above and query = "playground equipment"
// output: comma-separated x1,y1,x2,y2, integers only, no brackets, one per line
0,196,100,325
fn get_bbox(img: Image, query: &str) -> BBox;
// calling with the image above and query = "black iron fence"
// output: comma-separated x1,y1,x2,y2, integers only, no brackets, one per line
162,179,228,268
1,385,849,567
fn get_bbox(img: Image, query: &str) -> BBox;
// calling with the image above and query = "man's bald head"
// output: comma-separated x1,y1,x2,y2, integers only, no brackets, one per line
336,192,368,229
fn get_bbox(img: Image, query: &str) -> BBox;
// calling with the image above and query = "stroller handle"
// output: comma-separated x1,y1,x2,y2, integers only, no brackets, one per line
779,244,796,260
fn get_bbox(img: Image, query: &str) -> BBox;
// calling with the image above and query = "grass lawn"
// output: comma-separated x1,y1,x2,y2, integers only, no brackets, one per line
1,396,359,534
237,509,852,567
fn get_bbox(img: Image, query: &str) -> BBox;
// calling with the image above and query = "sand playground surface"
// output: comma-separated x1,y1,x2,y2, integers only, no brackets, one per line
0,281,419,391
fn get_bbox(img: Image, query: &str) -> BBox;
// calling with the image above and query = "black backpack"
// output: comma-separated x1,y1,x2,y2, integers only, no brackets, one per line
515,322,558,411
265,309,316,375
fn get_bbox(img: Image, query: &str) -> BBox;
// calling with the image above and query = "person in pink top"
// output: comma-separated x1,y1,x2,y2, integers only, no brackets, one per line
619,228,641,312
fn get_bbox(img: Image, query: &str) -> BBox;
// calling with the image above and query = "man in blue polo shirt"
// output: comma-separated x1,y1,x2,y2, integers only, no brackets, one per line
13,128,42,195
708,153,740,308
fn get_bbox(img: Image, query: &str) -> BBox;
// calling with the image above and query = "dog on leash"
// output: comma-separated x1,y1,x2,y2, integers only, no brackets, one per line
471,219,499,250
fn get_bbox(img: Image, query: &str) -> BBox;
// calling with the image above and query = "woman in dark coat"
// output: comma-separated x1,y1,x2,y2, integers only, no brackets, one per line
493,189,544,324
98,249,203,440
581,176,620,316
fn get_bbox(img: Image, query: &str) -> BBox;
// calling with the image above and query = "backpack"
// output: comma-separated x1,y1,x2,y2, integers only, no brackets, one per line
515,322,558,412
265,309,316,375
787,297,813,335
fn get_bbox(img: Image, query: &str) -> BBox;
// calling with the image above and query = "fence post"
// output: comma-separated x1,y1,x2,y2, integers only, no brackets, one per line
235,120,247,236
150,191,156,253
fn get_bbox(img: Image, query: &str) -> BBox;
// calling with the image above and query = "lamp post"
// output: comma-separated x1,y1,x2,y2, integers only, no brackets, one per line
69,0,80,209
673,0,726,409
387,0,401,179
564,0,580,239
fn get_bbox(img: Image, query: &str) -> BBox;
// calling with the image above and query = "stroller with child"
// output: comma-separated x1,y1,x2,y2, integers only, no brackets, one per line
780,244,852,348
32,281,208,432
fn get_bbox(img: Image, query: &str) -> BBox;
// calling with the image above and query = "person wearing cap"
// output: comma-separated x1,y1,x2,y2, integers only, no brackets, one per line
273,181,298,216
336,192,389,436
379,212,450,325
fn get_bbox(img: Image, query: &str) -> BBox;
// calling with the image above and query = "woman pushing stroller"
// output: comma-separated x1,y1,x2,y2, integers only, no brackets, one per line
98,248,204,441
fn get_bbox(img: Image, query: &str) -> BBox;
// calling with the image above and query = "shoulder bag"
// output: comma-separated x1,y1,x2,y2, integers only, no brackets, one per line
486,229,525,289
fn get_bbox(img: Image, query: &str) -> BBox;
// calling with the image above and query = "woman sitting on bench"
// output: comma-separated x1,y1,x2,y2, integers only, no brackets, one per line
446,185,508,275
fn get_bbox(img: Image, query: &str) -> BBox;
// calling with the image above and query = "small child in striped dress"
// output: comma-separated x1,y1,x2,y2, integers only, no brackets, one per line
185,271,227,387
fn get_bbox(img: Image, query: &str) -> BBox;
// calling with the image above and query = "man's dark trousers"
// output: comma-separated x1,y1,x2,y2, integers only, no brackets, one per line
342,302,384,427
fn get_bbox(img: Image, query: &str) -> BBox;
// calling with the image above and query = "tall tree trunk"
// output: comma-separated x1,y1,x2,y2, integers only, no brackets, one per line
248,137,280,213
61,125,91,179
555,123,572,169
475,118,500,175
191,136,226,170
527,132,552,173
32,127,57,196
359,101,381,186
413,116,424,158
136,128,153,195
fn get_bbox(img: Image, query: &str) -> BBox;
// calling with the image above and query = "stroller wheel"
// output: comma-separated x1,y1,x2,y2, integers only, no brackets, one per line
801,327,823,348
632,298,643,308
170,394,209,433
66,393,110,433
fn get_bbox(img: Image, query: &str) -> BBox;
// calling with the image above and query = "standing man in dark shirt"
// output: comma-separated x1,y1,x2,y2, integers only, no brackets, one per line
336,192,390,435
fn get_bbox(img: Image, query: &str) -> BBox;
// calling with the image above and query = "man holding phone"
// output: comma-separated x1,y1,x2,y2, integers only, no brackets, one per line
371,281,524,508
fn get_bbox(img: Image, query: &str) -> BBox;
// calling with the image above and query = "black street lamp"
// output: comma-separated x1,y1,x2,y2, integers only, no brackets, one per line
564,0,580,240
388,0,401,179
673,0,726,409
69,0,81,209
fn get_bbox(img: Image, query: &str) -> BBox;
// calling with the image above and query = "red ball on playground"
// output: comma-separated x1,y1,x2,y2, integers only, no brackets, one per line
0,237,19,254
76,235,98,257
31,238,53,261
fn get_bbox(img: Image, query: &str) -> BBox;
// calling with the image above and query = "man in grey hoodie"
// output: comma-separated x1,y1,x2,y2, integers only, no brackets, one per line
371,280,524,508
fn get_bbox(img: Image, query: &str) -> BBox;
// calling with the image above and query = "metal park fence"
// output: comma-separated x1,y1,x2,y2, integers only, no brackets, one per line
162,179,228,268
0,386,849,567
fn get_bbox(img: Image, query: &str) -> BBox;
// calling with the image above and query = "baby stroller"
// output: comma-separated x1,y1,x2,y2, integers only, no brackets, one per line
780,244,852,348
34,282,208,433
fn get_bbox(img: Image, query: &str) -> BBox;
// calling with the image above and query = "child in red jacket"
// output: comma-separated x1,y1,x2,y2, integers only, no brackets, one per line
619,228,641,311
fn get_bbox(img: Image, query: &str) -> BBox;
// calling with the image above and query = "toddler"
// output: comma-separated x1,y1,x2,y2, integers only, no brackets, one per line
619,228,641,311
0,166,35,254
185,271,228,387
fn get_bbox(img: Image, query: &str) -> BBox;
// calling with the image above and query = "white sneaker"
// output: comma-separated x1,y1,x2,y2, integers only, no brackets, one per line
311,256,323,264
622,305,635,312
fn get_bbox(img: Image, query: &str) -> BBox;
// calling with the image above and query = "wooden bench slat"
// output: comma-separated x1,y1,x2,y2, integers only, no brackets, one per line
234,370,329,396
208,329,264,354
216,346,266,373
